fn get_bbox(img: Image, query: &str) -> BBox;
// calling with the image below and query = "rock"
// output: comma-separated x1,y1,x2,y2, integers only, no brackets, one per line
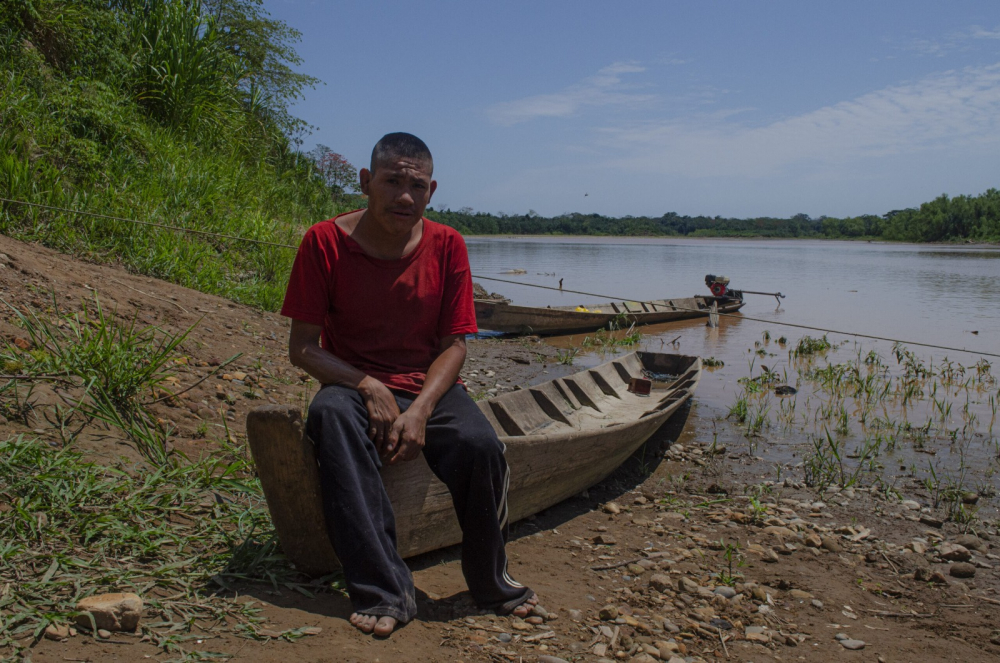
789,589,813,600
950,562,976,578
907,540,927,554
74,593,142,632
661,618,680,633
603,502,621,515
44,624,70,641
804,533,822,548
599,605,619,620
991,630,1000,646
567,609,583,621
538,657,570,663
839,639,866,650
593,534,617,545
751,586,768,602
763,549,780,563
901,500,921,510
938,543,972,562
677,577,700,594
627,563,646,575
498,632,512,642
961,491,979,505
929,571,949,584
820,537,842,553
525,616,544,625
713,586,737,599
530,604,549,618
811,599,824,609
511,619,533,632
955,534,984,552
919,515,944,528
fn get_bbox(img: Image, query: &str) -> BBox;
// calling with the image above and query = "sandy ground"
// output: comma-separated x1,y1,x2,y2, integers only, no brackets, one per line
2,234,1000,662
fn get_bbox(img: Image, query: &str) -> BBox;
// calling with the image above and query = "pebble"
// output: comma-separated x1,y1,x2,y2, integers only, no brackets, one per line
603,502,621,515
950,562,976,578
955,534,985,551
97,629,112,639
44,624,70,641
811,599,824,609
567,609,583,621
901,500,921,510
649,574,672,592
789,589,813,600
820,537,842,553
599,605,619,620
537,657,570,663
713,586,737,599
840,638,866,650
938,543,972,562
497,632,512,643
74,592,143,632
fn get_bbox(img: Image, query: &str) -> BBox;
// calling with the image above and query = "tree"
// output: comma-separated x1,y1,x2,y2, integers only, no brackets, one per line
200,0,320,139
308,145,359,198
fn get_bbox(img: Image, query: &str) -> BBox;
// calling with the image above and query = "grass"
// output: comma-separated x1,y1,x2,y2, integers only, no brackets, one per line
0,295,193,465
0,435,331,658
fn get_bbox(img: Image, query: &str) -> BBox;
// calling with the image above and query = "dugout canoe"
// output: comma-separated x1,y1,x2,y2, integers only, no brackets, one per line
474,295,745,336
246,351,701,577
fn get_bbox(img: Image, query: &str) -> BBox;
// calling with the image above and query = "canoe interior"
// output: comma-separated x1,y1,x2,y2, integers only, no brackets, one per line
245,351,701,576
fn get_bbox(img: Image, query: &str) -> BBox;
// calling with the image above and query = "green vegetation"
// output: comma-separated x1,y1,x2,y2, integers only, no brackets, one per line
428,189,1000,243
0,0,355,310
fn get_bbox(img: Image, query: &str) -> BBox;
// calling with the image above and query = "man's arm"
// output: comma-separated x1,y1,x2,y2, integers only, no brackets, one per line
385,333,467,464
288,319,401,455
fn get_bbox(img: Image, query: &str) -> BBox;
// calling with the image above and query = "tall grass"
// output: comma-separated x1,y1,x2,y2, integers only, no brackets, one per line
0,1,348,311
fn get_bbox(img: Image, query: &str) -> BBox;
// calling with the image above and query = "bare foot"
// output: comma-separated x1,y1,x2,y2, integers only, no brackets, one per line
510,594,539,618
349,612,397,637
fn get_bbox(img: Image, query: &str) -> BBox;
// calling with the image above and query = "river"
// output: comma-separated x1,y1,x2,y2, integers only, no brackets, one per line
467,237,1000,501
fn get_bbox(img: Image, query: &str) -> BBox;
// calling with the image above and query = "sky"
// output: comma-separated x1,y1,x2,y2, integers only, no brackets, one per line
266,1,1000,219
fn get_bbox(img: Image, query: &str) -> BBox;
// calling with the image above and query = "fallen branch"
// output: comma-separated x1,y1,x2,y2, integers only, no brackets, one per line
591,557,639,571
861,609,934,618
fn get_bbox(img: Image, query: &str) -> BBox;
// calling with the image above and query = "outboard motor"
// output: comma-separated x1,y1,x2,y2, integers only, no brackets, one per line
705,274,731,298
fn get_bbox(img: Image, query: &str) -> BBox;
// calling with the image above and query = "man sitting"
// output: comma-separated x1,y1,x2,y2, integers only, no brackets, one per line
281,132,536,637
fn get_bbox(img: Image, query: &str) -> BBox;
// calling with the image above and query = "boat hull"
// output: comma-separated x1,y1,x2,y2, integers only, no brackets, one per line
246,352,700,577
475,296,744,335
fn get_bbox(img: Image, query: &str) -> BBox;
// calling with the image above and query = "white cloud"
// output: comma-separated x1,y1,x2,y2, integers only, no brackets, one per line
487,62,655,126
971,25,1000,39
597,63,1000,178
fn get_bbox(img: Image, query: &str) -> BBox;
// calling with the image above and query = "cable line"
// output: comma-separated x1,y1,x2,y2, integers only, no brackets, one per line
1,196,997,359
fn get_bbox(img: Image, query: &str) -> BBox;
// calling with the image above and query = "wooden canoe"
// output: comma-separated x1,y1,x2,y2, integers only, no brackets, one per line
246,351,700,577
474,295,745,336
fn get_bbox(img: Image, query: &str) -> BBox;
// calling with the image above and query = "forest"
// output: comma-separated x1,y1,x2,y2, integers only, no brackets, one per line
427,189,1000,243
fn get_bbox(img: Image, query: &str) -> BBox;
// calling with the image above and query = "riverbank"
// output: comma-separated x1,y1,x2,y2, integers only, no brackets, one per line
2,234,999,662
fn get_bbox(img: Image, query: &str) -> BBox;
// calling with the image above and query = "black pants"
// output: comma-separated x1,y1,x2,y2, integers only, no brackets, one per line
306,383,533,623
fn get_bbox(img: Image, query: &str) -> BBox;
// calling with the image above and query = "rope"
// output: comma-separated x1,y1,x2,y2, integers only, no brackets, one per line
2,196,997,360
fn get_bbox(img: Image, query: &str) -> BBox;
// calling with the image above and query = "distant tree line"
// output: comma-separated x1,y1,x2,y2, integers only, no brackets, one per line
426,189,1000,243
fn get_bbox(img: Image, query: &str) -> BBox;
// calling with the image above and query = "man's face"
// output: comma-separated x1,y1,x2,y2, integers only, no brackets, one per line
359,157,437,236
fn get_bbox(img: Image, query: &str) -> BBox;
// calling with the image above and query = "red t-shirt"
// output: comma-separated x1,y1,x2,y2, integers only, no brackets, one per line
280,212,478,394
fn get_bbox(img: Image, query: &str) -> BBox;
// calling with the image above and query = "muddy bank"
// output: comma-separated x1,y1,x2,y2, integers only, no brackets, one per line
1,233,999,662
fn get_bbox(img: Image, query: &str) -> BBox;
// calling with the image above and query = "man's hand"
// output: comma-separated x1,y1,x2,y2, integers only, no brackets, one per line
386,406,429,464
358,376,400,457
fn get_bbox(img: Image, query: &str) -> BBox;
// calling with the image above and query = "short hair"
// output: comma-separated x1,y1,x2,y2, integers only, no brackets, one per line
370,132,433,174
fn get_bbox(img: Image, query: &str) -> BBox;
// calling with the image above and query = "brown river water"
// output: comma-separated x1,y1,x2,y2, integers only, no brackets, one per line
467,237,1000,507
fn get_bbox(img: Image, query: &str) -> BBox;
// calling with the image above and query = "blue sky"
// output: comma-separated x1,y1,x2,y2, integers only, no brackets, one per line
267,1,1000,219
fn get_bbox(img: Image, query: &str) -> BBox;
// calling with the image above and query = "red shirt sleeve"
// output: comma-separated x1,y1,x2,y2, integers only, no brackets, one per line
280,223,335,326
437,232,478,337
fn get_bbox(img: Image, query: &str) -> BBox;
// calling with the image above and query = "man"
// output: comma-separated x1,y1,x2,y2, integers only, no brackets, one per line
281,133,536,637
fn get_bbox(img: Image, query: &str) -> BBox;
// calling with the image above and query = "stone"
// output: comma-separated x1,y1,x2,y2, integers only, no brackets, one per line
901,500,921,510
599,605,619,620
811,599,824,609
938,543,972,562
511,619,533,632
820,537,842,553
627,563,646,575
603,502,622,515
804,533,822,548
950,562,976,578
955,534,985,552
751,586,768,602
525,615,544,625
840,639,866,650
632,654,658,663
789,589,813,600
763,549,780,563
537,657,570,663
593,534,617,545
920,515,944,528
649,574,672,592
97,629,112,639
74,593,142,632
497,632,512,643
713,586,737,599
677,577,700,594
907,540,927,554
567,609,583,621
44,624,70,641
